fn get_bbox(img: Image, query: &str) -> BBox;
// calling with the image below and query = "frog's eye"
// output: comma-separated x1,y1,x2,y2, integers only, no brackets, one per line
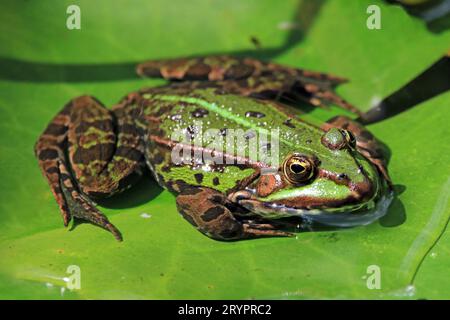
283,155,315,185
342,130,357,149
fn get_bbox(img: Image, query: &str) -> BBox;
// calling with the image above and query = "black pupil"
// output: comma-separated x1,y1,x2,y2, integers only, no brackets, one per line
291,163,305,174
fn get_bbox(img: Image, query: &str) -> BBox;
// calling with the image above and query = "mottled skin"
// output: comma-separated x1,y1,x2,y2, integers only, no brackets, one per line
35,56,391,241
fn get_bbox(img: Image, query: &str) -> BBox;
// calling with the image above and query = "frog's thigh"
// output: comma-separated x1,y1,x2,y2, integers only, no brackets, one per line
175,186,292,241
68,96,144,198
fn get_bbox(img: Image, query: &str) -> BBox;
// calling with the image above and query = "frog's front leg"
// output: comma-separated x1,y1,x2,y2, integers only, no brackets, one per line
175,186,293,240
34,95,145,240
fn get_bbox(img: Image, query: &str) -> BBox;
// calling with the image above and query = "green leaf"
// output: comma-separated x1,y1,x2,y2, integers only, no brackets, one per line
0,0,449,299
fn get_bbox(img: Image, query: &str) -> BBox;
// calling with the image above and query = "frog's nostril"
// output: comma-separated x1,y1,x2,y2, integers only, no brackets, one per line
337,173,349,181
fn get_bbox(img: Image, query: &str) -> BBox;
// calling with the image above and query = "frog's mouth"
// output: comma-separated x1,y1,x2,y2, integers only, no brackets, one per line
228,181,393,228
233,193,393,227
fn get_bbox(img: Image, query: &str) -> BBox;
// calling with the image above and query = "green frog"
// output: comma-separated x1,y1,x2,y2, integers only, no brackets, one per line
35,56,392,241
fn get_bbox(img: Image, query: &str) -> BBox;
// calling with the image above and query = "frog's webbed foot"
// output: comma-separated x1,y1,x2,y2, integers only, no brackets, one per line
136,55,362,116
175,186,293,241
35,134,123,240
59,159,123,240
35,95,145,241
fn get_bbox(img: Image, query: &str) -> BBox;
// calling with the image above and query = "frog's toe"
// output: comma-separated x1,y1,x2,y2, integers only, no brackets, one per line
245,222,277,229
70,203,122,241
67,198,123,241
242,223,294,239
105,222,123,241
60,177,123,241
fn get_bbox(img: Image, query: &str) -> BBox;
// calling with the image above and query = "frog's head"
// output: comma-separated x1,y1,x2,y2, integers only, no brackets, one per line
229,128,392,227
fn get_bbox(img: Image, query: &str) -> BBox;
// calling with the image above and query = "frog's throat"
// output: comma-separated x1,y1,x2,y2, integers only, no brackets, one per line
234,191,393,227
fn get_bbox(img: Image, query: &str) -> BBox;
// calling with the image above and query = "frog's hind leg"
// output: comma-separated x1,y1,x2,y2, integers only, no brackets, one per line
136,55,361,115
242,64,362,116
35,95,145,240
289,72,362,116
175,185,293,241
136,55,263,81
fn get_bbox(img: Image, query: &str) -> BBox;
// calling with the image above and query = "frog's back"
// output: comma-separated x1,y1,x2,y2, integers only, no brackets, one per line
138,88,329,194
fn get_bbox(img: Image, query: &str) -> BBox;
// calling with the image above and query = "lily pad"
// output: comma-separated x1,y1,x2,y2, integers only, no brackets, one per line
0,0,449,299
